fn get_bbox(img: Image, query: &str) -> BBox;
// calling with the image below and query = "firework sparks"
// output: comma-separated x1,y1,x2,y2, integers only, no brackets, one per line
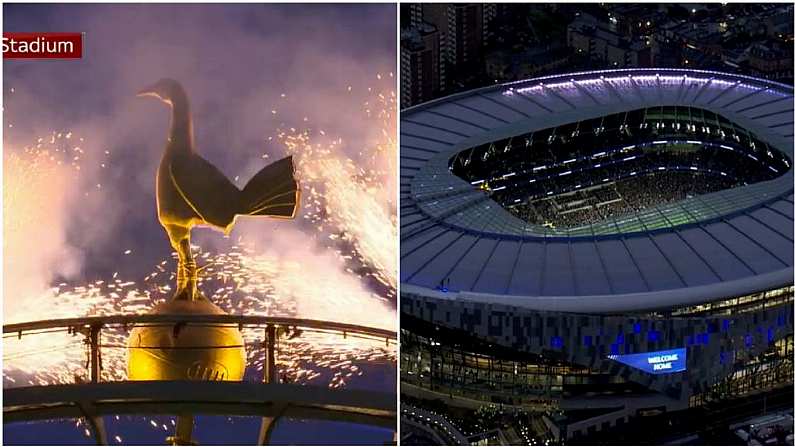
3,243,396,387
4,131,107,320
3,82,397,397
279,77,397,291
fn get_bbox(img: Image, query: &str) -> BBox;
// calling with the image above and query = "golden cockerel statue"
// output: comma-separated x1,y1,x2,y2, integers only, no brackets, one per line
137,78,300,300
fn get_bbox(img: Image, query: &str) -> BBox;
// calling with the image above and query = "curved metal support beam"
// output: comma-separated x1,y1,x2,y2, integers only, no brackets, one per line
257,404,286,445
75,401,108,445
4,381,397,430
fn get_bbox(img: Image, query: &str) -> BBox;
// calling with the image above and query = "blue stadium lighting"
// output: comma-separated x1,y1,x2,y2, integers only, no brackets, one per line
502,172,516,178
594,151,607,157
563,158,577,164
559,170,572,176
503,68,792,93
471,180,485,185
492,186,506,191
686,140,702,144
623,156,636,161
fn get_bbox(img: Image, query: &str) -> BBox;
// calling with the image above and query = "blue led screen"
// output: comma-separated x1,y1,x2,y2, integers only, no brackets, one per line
607,348,686,374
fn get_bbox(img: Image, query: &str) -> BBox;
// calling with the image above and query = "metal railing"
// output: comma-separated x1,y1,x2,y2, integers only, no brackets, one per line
3,314,397,445
4,314,396,384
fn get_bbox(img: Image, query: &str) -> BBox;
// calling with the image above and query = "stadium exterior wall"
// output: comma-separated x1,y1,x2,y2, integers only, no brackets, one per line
402,289,793,404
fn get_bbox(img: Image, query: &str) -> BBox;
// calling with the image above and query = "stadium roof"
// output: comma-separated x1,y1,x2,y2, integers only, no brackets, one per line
400,68,794,313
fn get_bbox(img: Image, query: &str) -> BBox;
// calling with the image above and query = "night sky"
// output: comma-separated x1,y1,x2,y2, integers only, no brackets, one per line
3,3,396,445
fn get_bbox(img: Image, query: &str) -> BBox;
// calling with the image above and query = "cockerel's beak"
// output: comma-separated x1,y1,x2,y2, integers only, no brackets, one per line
136,85,158,98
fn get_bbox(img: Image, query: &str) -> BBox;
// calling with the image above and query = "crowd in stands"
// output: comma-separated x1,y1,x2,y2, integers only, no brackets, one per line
452,106,790,187
511,172,738,228
450,106,790,229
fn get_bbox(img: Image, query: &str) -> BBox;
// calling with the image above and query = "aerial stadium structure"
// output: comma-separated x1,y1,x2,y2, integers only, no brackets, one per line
399,69,794,441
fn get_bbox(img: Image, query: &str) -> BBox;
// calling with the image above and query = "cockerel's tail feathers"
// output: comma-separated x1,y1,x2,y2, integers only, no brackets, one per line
241,156,300,218
247,187,300,217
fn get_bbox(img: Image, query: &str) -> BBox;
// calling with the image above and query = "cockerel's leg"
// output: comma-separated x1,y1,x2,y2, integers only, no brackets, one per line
166,224,197,300
178,237,198,300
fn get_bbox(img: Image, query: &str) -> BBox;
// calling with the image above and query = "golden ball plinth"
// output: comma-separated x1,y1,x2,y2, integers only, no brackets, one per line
127,294,246,381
